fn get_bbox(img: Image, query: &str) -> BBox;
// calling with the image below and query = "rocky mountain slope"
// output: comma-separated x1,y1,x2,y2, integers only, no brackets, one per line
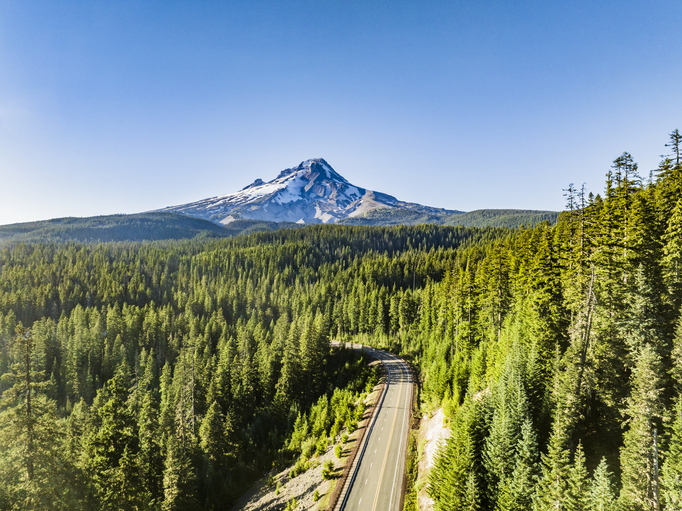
158,158,462,225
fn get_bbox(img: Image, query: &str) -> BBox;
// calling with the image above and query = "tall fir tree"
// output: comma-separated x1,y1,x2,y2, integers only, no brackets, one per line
566,441,589,511
162,433,198,511
0,326,71,509
663,198,682,309
139,385,163,506
534,417,570,511
661,398,682,511
619,344,665,511
83,371,144,510
587,457,616,511
495,419,539,511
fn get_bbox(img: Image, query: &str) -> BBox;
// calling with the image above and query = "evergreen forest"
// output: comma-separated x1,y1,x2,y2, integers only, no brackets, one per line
0,129,681,510
0,213,300,246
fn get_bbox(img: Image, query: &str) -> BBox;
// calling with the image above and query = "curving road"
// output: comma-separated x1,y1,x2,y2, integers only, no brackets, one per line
340,347,413,511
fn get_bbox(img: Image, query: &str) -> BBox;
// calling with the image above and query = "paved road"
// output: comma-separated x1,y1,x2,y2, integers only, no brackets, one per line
341,348,412,511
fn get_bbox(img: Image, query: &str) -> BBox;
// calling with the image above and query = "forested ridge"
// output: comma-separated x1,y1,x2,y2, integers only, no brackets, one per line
339,208,559,228
0,130,681,510
0,207,553,247
0,213,301,246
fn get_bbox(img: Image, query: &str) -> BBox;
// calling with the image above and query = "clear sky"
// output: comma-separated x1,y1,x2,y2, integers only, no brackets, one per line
1,0,681,225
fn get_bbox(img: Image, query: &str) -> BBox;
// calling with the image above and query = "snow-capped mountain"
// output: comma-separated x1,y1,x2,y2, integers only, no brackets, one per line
160,158,460,225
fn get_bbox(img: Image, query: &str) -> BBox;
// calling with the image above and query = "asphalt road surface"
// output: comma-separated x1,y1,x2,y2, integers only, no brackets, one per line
341,348,412,511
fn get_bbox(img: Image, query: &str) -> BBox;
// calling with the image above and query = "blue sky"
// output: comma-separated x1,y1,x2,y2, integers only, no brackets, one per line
1,0,681,224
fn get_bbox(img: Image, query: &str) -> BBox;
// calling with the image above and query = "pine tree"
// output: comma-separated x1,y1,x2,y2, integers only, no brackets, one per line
555,264,596,450
428,399,482,511
162,433,199,511
525,228,567,372
159,361,175,447
1,327,44,484
611,152,641,257
621,265,665,365
619,344,664,510
587,457,616,511
399,289,418,333
483,355,530,502
495,419,539,511
0,326,72,509
663,198,682,307
299,317,324,403
462,470,480,511
198,400,228,510
84,371,144,510
139,386,163,506
199,400,224,463
661,398,682,511
672,314,682,394
566,442,589,511
534,417,570,511
666,128,682,166
66,398,89,459
275,323,302,411
389,294,400,334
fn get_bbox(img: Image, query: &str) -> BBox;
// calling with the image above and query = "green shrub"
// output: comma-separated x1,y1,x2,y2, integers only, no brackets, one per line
365,367,379,393
354,401,366,422
288,459,309,479
288,413,309,453
313,489,320,502
322,460,334,480
330,419,342,439
335,443,343,459
310,395,331,438
316,436,328,456
301,437,316,460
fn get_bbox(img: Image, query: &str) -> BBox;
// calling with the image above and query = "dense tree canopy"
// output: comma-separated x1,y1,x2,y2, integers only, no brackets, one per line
422,129,682,511
0,222,503,509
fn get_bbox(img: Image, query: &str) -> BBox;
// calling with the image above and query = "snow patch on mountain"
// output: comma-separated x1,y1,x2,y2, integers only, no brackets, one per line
159,158,459,225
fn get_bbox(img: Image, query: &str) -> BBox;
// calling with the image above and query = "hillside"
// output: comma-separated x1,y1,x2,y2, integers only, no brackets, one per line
0,212,298,245
339,208,558,228
0,209,552,246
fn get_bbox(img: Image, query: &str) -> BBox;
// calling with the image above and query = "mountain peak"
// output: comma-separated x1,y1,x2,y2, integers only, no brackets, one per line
159,158,458,225
273,158,347,183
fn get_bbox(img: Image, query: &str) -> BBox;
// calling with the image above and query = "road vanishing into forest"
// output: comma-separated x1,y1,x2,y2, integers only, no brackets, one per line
338,346,413,511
